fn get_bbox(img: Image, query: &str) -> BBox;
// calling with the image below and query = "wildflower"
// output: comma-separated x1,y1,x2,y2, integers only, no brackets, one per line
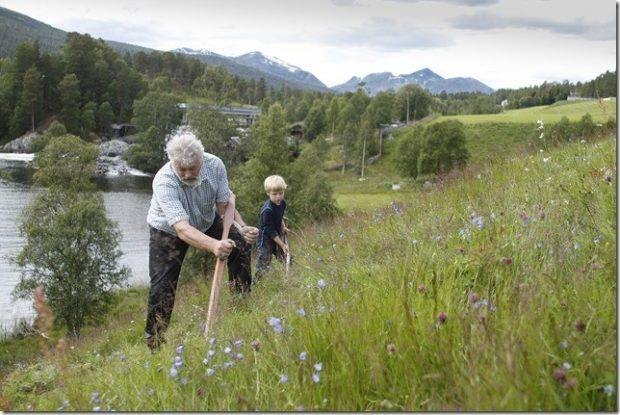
203,358,209,366
536,242,544,249
299,351,307,361
562,362,572,370
174,357,184,369
235,353,244,360
233,340,243,348
503,257,512,266
208,350,216,357
594,235,602,244
279,374,289,384
338,232,345,239
169,367,179,378
223,361,234,369
250,339,261,351
146,387,154,396
559,340,568,350
120,355,126,362
93,406,101,412
459,228,471,241
438,312,447,324
575,320,586,333
144,360,150,369
314,362,323,372
90,391,100,404
224,347,232,354
543,157,550,163
318,304,326,314
412,239,419,246
312,373,320,383
268,317,284,334
206,368,215,376
418,284,427,293
469,293,478,304
472,216,484,230
387,343,396,354
573,242,581,250
553,368,566,381
180,376,189,385
603,384,615,396
176,345,184,355
297,308,307,317
317,279,327,289
209,338,216,346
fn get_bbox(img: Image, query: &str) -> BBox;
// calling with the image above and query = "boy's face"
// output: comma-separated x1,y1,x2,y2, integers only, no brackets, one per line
268,190,285,205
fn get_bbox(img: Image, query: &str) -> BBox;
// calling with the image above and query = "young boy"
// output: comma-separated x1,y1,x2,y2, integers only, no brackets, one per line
256,175,289,278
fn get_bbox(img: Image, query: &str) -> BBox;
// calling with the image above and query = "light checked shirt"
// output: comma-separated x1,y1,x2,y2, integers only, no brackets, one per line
147,152,232,236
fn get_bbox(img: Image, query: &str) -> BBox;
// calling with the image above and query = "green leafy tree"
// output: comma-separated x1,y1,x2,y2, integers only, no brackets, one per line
58,74,81,134
394,84,431,123
81,101,97,138
13,134,128,336
20,65,44,132
304,99,327,140
97,101,114,136
125,126,167,173
188,107,239,166
395,120,468,178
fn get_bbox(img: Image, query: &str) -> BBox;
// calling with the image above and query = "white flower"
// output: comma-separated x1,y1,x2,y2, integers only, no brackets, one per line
206,368,215,376
317,279,327,289
297,308,307,317
562,362,572,370
299,351,307,361
279,374,289,384
543,157,550,163
312,373,320,383
224,347,232,354
604,384,615,396
314,362,323,372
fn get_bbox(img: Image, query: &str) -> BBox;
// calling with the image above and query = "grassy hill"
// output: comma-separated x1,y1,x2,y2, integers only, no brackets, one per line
434,100,616,124
1,134,615,411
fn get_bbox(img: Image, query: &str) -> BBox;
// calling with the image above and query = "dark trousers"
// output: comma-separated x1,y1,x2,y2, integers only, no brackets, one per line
255,235,285,279
145,215,252,345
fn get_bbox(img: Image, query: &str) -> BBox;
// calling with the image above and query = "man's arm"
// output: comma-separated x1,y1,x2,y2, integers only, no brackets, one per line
216,195,258,244
173,220,235,258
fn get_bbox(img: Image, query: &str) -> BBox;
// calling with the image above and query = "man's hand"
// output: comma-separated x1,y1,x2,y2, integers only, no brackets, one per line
241,226,258,245
213,239,236,260
282,225,290,234
281,244,290,256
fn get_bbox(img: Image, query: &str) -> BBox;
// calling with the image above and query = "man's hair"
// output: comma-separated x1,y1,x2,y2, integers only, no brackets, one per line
264,175,288,192
166,130,204,168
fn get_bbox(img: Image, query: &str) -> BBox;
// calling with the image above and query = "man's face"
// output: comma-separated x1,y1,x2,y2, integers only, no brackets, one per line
175,162,202,187
268,190,285,205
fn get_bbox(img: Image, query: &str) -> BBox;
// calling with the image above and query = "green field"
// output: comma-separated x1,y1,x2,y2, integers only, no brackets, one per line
2,135,615,411
434,99,616,124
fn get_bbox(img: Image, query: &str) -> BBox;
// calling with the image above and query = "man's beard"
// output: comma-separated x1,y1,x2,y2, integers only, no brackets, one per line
182,176,202,187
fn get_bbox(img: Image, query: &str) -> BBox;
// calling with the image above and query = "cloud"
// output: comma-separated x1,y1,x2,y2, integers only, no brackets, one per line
331,0,361,6
452,13,615,40
57,18,173,47
320,17,453,51
386,0,499,6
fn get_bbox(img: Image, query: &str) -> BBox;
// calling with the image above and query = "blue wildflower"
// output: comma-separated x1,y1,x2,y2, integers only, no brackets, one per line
233,339,243,348
176,345,184,355
224,346,232,354
208,350,216,357
279,374,289,384
317,279,327,289
604,384,615,396
312,373,320,383
268,317,283,334
235,353,244,360
180,376,189,385
297,308,307,317
169,367,179,378
314,362,323,372
299,351,307,361
206,368,215,376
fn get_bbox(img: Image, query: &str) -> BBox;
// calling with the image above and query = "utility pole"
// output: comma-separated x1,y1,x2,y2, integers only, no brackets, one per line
360,132,367,179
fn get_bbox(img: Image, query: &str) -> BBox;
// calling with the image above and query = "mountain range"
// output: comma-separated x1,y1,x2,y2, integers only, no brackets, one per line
332,68,494,95
0,6,494,95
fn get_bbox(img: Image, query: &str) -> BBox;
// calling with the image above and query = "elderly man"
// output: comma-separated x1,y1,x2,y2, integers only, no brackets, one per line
144,131,258,350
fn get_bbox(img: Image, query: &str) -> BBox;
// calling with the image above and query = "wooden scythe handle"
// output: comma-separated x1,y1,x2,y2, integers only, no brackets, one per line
204,195,236,338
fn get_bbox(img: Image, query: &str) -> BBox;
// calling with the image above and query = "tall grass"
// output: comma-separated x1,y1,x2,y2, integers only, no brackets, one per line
1,136,616,411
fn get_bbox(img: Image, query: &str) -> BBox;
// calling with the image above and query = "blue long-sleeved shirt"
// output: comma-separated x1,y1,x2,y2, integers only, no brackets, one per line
259,199,286,240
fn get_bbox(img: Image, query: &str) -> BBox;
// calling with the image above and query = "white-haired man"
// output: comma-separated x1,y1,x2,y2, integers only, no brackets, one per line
144,131,258,351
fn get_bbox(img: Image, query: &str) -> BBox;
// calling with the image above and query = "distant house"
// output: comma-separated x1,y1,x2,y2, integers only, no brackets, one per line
501,99,509,108
567,93,594,102
110,123,137,138
178,103,260,127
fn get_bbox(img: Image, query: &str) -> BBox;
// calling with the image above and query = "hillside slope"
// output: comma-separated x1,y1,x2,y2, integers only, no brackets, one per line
2,134,616,411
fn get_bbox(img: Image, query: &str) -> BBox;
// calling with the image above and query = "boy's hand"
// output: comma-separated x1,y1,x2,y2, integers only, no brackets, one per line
282,225,290,234
213,239,236,260
241,226,258,245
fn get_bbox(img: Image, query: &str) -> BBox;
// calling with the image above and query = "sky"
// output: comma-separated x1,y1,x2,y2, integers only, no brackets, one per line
0,0,616,89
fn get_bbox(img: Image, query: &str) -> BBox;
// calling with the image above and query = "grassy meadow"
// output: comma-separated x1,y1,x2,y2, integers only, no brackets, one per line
434,99,616,124
1,129,615,410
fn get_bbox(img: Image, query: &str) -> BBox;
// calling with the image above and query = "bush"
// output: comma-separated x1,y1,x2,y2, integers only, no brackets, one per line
395,120,468,178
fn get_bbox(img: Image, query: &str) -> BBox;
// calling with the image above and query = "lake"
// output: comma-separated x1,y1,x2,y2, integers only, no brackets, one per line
0,158,154,334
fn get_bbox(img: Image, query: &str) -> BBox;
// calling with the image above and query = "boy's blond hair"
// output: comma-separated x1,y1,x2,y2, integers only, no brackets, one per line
264,175,288,192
